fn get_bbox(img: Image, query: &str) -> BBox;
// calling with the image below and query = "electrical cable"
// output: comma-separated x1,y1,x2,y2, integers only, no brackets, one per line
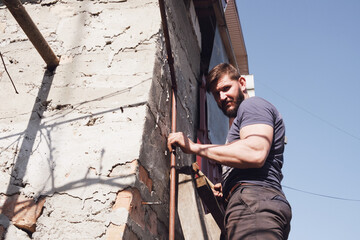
283,185,360,202
256,80,360,202
256,80,360,142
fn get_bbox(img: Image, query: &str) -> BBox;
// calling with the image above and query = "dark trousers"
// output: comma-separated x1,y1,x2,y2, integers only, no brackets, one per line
224,185,292,240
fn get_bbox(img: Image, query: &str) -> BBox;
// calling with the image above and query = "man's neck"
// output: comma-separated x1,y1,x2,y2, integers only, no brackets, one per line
228,94,250,127
229,117,235,127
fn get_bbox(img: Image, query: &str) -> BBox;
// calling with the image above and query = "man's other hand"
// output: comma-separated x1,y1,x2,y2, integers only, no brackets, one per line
213,183,223,199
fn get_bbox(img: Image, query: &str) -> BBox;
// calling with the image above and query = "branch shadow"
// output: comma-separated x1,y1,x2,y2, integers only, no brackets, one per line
0,68,54,237
0,69,144,236
0,0,40,7
1,2,159,239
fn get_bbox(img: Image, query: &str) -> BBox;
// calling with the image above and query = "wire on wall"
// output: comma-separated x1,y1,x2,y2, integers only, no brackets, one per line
0,52,19,94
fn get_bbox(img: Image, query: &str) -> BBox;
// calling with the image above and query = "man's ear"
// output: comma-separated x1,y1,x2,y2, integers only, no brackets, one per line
238,76,247,91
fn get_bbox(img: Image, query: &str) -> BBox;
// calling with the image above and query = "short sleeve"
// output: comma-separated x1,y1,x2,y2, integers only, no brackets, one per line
236,97,274,129
226,97,275,143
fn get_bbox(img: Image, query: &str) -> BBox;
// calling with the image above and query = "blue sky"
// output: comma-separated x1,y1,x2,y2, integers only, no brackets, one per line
236,0,360,239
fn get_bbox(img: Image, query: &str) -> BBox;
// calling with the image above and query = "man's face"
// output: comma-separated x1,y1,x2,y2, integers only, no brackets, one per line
211,74,245,118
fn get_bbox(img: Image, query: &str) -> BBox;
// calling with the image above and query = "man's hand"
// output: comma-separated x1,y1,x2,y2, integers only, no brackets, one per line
167,132,195,154
212,183,223,199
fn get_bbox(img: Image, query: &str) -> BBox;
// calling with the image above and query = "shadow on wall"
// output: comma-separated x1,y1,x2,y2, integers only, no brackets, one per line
1,69,54,238
0,1,148,237
0,0,44,7
0,1,167,238
1,0,144,191
0,68,151,237
0,73,150,187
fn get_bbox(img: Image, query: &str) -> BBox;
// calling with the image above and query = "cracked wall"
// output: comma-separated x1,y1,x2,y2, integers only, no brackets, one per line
0,0,202,239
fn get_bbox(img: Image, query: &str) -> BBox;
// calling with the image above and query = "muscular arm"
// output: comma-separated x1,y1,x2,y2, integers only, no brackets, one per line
167,124,273,169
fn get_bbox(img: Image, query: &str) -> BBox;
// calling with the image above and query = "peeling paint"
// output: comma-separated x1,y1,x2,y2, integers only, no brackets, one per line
107,208,128,226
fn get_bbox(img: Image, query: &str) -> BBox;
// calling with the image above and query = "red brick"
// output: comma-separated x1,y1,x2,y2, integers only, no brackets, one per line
111,188,145,230
112,190,133,211
105,224,139,240
128,189,145,230
138,165,153,192
0,194,45,233
105,223,126,240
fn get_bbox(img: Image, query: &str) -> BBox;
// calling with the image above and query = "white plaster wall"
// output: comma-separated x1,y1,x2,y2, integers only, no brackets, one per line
0,0,206,239
0,0,161,239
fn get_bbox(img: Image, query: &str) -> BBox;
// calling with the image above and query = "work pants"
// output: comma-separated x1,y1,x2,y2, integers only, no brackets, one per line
224,185,292,240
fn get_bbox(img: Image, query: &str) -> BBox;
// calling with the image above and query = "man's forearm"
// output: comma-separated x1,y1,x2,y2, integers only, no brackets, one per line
191,140,266,169
167,126,271,169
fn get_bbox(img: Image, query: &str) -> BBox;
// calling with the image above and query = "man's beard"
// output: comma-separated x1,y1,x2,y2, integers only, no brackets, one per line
220,91,244,118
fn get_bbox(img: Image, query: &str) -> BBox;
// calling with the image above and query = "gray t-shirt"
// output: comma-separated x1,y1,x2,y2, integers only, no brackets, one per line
222,96,286,197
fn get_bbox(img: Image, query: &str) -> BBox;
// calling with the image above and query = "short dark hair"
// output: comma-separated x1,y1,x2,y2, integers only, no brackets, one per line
206,63,240,92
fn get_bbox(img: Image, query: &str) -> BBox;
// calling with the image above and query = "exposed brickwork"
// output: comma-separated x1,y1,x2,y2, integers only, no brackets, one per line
112,190,132,211
138,165,153,192
0,194,45,233
127,189,145,230
105,223,126,240
106,188,150,239
105,223,141,240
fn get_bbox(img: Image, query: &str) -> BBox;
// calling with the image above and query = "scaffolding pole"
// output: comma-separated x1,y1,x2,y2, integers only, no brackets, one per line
2,0,59,70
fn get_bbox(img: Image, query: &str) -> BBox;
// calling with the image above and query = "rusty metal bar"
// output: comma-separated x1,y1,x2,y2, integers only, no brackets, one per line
2,0,59,70
169,89,177,239
158,0,177,239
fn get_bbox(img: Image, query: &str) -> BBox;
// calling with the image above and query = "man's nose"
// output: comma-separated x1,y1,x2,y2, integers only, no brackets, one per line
219,91,227,101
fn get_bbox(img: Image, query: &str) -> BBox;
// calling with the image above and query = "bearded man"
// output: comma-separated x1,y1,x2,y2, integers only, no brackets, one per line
168,63,292,239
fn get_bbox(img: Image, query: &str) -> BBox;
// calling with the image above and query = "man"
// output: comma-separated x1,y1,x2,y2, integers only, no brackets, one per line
167,63,292,239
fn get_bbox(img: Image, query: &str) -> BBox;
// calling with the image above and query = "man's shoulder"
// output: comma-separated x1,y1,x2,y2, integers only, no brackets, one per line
235,96,278,127
243,96,270,105
240,96,274,110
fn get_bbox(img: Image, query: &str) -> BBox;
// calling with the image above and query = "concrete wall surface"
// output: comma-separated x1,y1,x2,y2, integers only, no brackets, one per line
0,0,211,239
